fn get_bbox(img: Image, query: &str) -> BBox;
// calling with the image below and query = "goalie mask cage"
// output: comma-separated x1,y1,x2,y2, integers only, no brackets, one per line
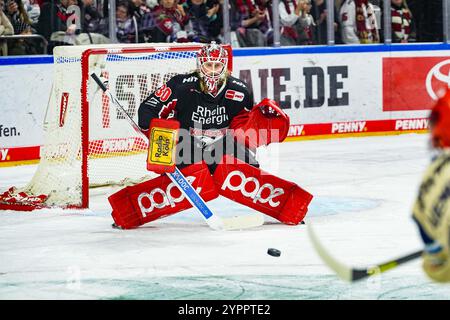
2,43,233,210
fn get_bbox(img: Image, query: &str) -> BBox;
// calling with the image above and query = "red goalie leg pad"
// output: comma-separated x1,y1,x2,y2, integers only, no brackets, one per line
108,161,219,229
0,187,48,211
213,155,313,225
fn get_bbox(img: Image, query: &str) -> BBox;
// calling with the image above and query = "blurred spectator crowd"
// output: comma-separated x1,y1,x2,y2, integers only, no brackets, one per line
0,0,446,55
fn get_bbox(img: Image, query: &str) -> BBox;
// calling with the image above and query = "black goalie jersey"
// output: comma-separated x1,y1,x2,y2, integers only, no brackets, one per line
138,72,254,146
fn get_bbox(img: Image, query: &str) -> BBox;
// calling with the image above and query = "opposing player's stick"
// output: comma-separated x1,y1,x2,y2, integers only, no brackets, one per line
91,73,264,231
308,223,423,282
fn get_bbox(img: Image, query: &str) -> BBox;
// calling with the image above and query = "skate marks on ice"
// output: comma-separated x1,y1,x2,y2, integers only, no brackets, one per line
103,274,450,300
1,273,449,300
154,194,382,225
307,196,382,217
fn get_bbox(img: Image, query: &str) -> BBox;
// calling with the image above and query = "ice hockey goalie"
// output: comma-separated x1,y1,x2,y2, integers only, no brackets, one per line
108,42,313,229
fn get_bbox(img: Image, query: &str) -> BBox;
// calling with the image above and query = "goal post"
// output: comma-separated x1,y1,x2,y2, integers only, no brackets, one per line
0,43,233,210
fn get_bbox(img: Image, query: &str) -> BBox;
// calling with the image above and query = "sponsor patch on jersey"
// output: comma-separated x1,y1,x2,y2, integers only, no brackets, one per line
190,127,228,147
189,127,227,138
182,76,198,83
225,90,244,102
191,105,229,126
232,80,246,88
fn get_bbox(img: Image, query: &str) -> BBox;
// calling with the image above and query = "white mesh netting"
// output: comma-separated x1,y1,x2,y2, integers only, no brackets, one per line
20,43,203,208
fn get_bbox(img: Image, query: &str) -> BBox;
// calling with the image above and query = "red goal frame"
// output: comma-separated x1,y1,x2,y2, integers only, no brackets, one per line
79,44,233,208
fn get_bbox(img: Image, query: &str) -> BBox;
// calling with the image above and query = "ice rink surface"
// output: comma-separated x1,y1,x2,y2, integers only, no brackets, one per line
1,133,450,300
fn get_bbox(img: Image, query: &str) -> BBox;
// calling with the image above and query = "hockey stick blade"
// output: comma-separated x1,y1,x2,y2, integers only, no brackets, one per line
308,223,424,282
168,168,264,231
222,213,265,231
91,73,264,231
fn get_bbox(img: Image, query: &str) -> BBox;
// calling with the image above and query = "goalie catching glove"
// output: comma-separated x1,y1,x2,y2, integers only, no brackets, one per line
230,98,290,149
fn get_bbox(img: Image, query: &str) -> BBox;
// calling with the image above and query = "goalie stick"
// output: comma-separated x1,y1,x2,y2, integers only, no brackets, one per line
91,73,264,231
307,223,423,282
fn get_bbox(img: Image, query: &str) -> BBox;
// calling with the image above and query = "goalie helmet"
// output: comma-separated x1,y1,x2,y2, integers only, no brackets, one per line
197,42,229,97
429,89,450,148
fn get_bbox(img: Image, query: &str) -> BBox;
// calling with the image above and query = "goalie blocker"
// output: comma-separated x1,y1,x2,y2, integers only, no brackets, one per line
108,155,313,229
146,118,180,174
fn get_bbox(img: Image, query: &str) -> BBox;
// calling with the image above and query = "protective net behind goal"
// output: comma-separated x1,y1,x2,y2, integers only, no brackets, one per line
3,43,232,209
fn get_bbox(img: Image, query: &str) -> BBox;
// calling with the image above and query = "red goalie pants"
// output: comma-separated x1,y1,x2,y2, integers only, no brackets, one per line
108,157,313,229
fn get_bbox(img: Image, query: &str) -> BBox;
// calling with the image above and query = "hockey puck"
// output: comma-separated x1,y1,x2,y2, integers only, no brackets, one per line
267,248,281,257
112,223,123,230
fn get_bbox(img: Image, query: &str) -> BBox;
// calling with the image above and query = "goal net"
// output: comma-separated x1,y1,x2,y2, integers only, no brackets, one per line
1,43,233,210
